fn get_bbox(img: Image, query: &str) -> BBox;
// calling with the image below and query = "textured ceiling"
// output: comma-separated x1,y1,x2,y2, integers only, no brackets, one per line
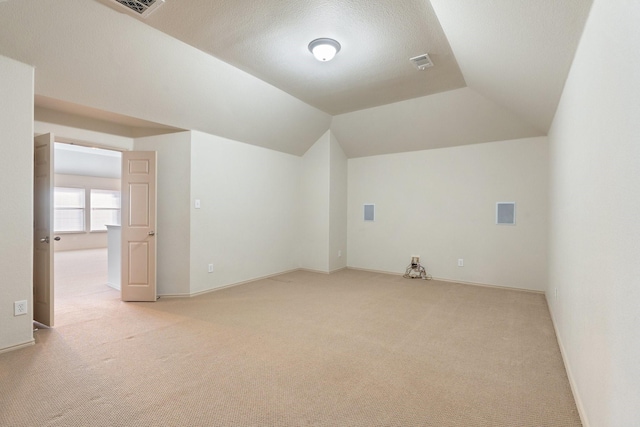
430,0,593,133
106,0,467,115
0,0,593,158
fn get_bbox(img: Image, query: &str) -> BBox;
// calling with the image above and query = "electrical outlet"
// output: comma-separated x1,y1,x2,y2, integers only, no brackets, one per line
195,199,201,209
457,259,464,267
338,250,342,257
14,300,27,316
208,263,214,273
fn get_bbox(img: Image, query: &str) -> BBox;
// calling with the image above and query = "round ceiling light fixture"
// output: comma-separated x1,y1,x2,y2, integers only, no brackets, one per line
308,38,341,62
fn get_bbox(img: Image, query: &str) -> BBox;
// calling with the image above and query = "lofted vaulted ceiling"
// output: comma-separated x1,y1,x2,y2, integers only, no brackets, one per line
0,0,592,157
123,0,467,116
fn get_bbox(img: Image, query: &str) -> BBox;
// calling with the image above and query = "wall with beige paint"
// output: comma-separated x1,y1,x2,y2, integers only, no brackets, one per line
331,87,543,158
134,131,192,297
347,137,549,291
299,132,331,272
189,131,300,294
0,0,330,157
329,133,348,272
0,56,34,352
547,0,640,425
298,130,348,273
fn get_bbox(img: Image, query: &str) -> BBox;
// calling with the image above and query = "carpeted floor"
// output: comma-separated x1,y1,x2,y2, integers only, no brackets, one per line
0,249,581,426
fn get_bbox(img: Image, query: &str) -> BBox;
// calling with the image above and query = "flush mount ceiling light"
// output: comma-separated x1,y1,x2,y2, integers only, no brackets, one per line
308,38,341,62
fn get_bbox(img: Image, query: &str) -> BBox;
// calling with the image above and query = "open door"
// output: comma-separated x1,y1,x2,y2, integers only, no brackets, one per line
121,151,157,302
33,133,55,326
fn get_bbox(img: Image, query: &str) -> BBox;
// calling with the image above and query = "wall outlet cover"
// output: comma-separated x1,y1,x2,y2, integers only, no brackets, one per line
14,300,27,316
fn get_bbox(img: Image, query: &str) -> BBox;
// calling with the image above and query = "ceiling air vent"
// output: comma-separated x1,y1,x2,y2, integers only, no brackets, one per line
111,0,165,18
409,53,434,71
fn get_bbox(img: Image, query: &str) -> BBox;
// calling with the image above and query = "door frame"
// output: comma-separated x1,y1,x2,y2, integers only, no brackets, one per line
33,133,55,327
33,137,132,325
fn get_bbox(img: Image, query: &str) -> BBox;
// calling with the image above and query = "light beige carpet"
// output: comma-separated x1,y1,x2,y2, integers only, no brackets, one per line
0,250,581,426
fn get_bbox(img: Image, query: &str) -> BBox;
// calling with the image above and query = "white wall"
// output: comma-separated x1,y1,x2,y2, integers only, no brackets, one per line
299,132,331,272
0,55,34,352
329,133,348,272
297,130,348,273
135,132,192,296
348,137,549,291
189,131,300,294
547,0,640,425
331,87,543,158
53,174,121,252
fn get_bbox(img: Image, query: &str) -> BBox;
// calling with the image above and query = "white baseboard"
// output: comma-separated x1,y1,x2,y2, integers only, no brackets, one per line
431,276,544,294
159,267,541,298
159,268,301,298
345,266,402,276
346,267,543,294
300,267,348,274
298,268,330,275
0,339,35,355
547,302,589,427
106,282,120,291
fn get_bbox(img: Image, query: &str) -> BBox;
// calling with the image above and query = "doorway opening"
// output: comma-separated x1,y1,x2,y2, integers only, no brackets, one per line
52,142,122,319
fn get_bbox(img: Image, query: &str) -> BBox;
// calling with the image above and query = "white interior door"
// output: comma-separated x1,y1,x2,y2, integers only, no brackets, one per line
121,151,157,302
33,133,55,326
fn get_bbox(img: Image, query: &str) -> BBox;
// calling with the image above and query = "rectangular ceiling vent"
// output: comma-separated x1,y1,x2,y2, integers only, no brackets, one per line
410,54,434,71
111,0,165,18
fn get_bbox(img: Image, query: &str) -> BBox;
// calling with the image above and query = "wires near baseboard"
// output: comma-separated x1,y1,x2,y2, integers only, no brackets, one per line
403,256,432,280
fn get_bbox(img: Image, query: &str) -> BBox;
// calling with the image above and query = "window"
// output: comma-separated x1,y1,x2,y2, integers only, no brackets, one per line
54,187,85,232
90,189,121,231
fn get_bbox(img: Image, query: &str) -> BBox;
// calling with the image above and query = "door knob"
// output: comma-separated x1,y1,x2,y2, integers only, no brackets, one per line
148,231,155,236
54,236,61,241
40,236,49,243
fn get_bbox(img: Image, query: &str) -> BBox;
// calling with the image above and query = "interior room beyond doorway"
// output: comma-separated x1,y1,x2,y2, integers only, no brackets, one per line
52,143,122,309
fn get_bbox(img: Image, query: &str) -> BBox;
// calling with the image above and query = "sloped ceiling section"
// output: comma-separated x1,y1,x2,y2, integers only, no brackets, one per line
330,0,593,156
331,87,542,158
430,0,593,133
0,0,331,156
0,0,592,158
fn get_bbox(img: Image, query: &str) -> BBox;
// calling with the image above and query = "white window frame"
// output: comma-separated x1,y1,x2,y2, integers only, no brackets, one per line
90,189,121,232
54,187,86,233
